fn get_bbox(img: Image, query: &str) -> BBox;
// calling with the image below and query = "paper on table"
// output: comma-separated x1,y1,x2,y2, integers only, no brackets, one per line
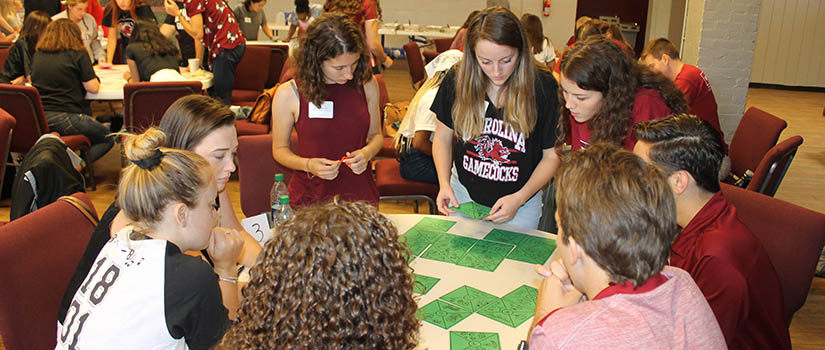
450,201,492,220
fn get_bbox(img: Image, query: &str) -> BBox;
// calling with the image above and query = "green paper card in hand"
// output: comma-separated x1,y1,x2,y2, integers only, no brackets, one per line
450,201,492,220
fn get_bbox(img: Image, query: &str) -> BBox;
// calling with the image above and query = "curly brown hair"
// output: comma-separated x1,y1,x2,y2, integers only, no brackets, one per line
323,0,382,22
222,199,419,349
556,37,687,149
294,13,372,107
36,18,86,52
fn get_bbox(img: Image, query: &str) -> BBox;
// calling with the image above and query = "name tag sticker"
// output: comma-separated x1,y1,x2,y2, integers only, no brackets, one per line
308,101,334,119
244,17,252,23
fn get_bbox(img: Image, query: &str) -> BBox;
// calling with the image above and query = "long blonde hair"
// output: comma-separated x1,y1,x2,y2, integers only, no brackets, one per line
393,71,448,152
452,6,537,140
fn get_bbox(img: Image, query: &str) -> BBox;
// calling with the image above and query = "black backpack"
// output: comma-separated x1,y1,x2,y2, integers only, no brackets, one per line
10,137,86,221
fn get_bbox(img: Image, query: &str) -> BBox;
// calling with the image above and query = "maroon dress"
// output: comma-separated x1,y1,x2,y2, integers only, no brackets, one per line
287,82,379,207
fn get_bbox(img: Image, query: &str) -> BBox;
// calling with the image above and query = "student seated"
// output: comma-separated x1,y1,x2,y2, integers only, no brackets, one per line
633,114,791,349
0,10,50,84
529,143,725,348
57,128,243,349
520,13,556,68
125,20,185,82
31,18,114,163
394,49,462,185
641,38,727,151
221,199,419,348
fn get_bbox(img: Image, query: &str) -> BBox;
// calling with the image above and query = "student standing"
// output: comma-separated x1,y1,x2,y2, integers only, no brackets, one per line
102,0,156,64
283,0,323,42
233,0,274,41
324,0,392,73
160,0,202,67
431,7,560,229
163,0,246,105
271,13,382,207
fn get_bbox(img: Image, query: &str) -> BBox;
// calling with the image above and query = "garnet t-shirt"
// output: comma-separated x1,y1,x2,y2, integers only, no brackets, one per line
431,69,559,207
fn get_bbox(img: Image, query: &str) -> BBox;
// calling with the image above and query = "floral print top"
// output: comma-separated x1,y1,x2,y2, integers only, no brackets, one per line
185,0,245,63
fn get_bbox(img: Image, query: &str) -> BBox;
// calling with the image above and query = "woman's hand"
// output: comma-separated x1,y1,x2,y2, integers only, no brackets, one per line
485,192,527,224
207,227,244,275
342,149,369,174
436,185,459,215
163,0,181,16
307,157,340,180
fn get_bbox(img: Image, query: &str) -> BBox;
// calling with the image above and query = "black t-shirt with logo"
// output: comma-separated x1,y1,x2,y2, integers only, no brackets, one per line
430,68,559,207
102,5,157,58
163,1,197,63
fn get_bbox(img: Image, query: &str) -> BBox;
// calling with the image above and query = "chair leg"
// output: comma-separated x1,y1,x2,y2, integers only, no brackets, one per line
83,150,96,191
427,198,436,215
413,200,419,214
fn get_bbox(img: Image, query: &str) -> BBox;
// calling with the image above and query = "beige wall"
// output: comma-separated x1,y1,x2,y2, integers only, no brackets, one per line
751,0,825,87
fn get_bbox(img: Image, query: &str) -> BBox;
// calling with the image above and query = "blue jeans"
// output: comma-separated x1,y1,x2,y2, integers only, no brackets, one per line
211,44,245,105
399,148,438,185
45,111,114,163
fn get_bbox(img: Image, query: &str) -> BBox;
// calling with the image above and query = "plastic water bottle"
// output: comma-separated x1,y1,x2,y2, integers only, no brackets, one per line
273,195,294,228
269,173,288,227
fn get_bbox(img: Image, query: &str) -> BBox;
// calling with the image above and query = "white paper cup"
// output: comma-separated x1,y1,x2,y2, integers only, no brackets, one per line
188,58,200,73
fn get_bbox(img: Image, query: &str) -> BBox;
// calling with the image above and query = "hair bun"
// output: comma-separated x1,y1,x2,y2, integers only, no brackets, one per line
123,128,167,162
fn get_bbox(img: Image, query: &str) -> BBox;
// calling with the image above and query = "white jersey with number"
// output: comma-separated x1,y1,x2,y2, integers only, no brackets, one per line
56,225,228,350
56,230,185,349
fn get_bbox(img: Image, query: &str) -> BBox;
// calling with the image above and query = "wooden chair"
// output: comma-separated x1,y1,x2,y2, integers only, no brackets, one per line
746,135,802,196
0,192,98,350
375,158,437,214
0,85,96,190
403,41,426,90
727,107,787,181
721,183,825,325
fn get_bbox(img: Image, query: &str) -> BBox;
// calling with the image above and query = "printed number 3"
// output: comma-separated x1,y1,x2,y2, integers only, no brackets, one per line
61,257,121,348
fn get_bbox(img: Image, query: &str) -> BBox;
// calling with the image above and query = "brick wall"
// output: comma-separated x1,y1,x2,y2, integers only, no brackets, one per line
683,0,762,142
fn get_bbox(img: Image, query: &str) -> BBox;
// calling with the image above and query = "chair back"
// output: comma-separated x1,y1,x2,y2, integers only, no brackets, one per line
0,46,9,69
0,192,98,350
747,135,803,196
237,133,299,217
279,56,297,84
434,38,453,53
0,84,50,154
720,183,825,325
728,107,787,177
403,41,426,89
0,108,15,192
265,45,289,88
232,45,272,105
374,74,390,121
123,81,202,133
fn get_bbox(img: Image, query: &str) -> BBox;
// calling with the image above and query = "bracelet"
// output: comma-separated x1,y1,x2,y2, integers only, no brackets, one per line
218,275,238,284
306,158,315,179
